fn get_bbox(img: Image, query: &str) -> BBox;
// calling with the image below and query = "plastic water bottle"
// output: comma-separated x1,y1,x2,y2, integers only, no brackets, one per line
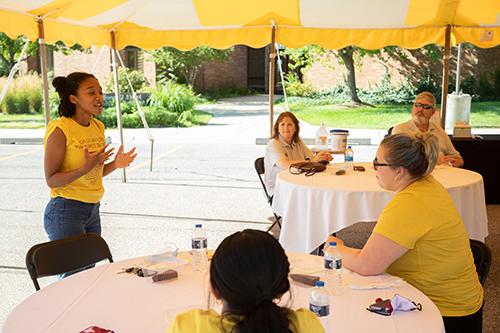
344,146,354,172
315,122,329,151
309,281,330,317
191,224,208,271
324,241,343,293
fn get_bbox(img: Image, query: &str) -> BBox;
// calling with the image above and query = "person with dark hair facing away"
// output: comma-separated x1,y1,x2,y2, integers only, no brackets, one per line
265,111,332,196
327,133,483,333
166,229,324,333
44,72,137,255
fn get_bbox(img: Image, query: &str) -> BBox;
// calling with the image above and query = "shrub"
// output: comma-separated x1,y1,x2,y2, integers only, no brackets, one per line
0,73,43,114
148,81,196,113
284,73,314,97
104,68,148,94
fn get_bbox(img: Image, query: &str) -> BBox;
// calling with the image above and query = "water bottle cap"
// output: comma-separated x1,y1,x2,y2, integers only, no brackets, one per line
315,281,325,287
329,241,337,246
348,146,352,148
195,224,202,228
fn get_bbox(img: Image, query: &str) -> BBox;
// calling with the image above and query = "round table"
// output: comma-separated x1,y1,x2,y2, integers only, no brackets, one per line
3,253,444,333
272,162,488,253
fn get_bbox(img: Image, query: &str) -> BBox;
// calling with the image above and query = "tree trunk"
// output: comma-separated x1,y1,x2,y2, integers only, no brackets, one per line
338,46,362,104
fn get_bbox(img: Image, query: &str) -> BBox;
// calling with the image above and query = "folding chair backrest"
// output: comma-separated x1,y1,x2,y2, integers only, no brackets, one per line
470,239,491,285
254,157,272,205
26,233,113,290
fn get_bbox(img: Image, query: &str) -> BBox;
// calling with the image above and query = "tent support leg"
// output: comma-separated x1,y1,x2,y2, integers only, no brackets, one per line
440,25,451,129
110,31,126,183
268,24,276,137
38,18,51,126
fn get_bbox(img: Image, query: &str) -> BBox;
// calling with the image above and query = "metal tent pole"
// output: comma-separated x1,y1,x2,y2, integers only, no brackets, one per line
268,23,277,137
38,18,51,126
110,31,126,182
440,26,451,129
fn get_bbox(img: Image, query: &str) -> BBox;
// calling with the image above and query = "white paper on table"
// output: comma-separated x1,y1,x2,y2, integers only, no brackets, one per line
348,273,404,290
289,257,324,275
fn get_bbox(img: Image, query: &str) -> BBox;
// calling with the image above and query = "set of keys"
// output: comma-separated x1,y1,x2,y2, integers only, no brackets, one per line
117,266,157,277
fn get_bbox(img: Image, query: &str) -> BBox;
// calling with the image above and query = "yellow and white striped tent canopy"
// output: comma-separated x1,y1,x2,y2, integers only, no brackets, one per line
0,0,499,50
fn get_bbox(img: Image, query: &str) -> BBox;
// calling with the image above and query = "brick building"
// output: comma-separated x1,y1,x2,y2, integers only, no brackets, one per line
24,44,500,95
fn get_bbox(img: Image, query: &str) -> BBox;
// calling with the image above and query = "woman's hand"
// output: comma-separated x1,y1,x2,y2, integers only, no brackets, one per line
326,235,345,247
113,145,137,168
80,144,114,174
312,151,333,163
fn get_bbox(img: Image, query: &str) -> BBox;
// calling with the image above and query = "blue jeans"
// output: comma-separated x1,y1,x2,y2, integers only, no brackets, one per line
44,197,101,240
44,197,101,277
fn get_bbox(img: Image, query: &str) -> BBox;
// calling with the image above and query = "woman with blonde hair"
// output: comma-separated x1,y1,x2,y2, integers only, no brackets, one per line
328,133,482,333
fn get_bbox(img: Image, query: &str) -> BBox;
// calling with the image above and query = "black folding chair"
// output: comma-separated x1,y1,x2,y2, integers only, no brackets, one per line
470,239,491,285
254,157,282,232
26,233,114,291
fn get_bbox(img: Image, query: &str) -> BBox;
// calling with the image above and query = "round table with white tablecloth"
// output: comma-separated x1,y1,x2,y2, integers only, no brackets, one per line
272,162,488,253
3,252,444,333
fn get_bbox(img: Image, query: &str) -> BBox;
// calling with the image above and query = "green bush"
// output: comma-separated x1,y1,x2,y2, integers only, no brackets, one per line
144,108,178,127
0,73,42,114
284,73,314,97
201,87,256,101
122,113,142,128
104,68,147,94
148,81,196,113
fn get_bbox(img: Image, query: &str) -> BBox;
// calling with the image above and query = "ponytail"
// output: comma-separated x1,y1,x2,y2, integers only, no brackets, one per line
381,133,439,179
233,300,292,333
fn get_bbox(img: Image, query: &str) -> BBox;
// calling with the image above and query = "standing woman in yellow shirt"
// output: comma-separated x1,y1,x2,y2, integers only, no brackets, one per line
328,133,483,333
167,229,324,333
43,72,136,249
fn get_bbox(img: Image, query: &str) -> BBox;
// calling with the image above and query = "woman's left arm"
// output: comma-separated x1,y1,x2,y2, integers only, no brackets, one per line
327,233,408,276
103,145,137,176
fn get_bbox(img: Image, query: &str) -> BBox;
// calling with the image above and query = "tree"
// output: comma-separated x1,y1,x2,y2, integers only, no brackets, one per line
0,32,86,77
283,45,369,104
151,46,233,87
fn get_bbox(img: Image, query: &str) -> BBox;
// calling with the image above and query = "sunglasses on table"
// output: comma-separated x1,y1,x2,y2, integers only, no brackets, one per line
413,102,434,110
372,158,398,171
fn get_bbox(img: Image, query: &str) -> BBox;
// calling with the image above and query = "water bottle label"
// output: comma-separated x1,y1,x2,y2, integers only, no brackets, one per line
345,156,353,162
324,258,333,270
334,259,342,270
192,238,207,249
310,303,330,317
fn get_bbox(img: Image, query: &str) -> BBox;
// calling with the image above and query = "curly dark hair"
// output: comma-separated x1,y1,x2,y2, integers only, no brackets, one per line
52,72,96,117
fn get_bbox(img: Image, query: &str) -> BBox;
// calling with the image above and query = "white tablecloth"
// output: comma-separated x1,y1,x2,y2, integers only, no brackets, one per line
3,253,444,333
272,162,489,253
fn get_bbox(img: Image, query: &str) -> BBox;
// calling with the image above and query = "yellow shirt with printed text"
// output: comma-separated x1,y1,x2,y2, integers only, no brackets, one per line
374,175,483,316
166,308,324,333
44,117,105,203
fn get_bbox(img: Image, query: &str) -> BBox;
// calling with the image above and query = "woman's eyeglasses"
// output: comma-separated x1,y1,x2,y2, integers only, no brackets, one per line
413,102,434,110
373,158,397,171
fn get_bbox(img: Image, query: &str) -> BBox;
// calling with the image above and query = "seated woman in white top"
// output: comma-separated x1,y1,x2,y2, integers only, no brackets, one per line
264,112,332,196
392,91,463,167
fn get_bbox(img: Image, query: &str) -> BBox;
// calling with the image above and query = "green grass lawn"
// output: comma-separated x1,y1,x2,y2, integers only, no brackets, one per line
291,101,500,129
0,110,213,129
0,114,46,128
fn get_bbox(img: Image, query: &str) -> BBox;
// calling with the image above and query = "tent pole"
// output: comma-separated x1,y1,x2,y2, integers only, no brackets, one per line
440,25,451,129
38,18,51,126
110,31,126,183
268,24,276,137
455,43,462,93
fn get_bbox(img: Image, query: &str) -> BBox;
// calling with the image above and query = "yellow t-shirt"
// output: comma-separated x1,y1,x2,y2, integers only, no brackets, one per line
44,117,106,203
166,308,324,333
374,175,483,316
